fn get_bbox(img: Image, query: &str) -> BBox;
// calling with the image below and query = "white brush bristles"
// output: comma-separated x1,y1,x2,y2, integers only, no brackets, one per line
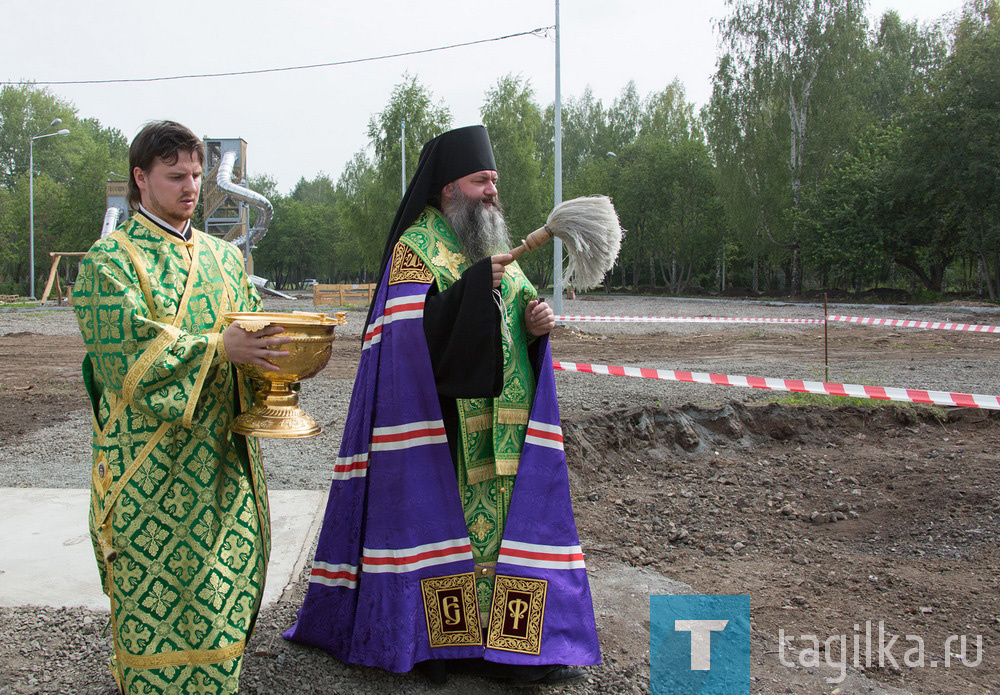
545,195,623,290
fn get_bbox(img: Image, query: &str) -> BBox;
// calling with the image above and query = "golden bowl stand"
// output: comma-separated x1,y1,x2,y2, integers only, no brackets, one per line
223,311,346,439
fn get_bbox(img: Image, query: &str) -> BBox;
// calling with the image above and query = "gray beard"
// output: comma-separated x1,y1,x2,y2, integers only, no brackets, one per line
442,187,511,261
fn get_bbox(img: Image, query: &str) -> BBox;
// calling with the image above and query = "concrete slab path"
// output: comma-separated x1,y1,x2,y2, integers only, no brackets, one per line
0,488,326,611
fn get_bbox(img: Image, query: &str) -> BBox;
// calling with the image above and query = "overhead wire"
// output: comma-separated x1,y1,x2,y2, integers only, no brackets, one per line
2,27,554,86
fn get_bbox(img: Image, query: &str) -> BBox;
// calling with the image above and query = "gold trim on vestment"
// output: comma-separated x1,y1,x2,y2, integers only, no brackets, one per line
96,513,116,596
98,421,170,528
464,414,493,433
116,639,246,670
204,235,237,315
96,391,128,446
421,573,483,648
92,451,112,498
216,328,228,363
495,456,520,477
192,238,236,427
485,575,548,655
496,408,529,425
121,326,181,408
170,231,200,328
175,233,214,429
466,466,497,485
389,241,435,285
183,331,219,429
110,231,156,323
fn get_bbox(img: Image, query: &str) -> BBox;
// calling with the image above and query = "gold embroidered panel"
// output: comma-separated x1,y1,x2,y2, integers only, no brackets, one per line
421,573,483,648
389,242,434,285
485,575,547,655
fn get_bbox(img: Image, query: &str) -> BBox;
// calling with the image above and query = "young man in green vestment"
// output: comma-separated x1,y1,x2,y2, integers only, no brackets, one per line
73,120,290,695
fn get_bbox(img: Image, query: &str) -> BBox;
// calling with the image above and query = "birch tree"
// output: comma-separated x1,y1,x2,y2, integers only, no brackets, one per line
710,0,869,293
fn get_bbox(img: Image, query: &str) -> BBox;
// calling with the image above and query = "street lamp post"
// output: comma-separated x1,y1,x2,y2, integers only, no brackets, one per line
29,118,70,299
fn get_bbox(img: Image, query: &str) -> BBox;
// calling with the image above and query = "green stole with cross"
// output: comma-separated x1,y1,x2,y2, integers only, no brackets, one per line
398,206,538,615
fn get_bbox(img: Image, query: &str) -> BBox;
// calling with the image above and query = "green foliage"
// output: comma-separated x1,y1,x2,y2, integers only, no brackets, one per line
588,82,723,292
481,75,549,285
798,1,999,295
799,125,902,290
252,75,453,287
252,173,344,288
900,0,1000,295
4,6,998,303
709,0,873,293
0,85,128,296
346,75,452,280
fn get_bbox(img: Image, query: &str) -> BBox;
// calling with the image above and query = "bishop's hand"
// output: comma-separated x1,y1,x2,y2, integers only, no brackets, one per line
491,253,514,288
525,298,555,337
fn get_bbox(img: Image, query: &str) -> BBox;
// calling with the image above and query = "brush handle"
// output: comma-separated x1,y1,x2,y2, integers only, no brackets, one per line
508,226,553,261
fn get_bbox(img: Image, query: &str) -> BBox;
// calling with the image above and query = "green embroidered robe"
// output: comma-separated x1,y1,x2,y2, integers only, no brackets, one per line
72,213,270,695
397,206,538,615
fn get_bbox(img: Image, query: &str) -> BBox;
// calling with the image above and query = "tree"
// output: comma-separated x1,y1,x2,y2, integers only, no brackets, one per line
867,10,945,122
336,75,452,279
710,0,871,293
480,75,549,286
590,82,722,293
800,125,901,290
898,0,1000,294
0,85,128,295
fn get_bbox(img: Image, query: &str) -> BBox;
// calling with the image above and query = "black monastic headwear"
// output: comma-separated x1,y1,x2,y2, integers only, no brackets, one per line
370,125,497,301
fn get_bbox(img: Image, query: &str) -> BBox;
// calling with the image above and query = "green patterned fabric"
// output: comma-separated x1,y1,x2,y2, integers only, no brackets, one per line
398,206,537,615
73,213,269,695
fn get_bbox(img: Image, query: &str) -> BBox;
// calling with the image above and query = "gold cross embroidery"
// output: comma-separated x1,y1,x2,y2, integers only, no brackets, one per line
432,242,466,277
468,513,495,542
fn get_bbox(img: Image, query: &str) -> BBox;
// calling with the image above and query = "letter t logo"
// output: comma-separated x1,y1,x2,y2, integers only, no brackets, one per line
674,620,729,670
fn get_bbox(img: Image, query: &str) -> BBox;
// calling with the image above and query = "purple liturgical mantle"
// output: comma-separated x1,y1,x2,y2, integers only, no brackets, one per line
284,268,601,673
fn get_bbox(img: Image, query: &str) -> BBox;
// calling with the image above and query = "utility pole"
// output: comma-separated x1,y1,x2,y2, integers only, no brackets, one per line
552,0,564,315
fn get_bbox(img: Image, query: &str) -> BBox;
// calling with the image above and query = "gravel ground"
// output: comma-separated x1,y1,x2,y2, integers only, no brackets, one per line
4,294,998,491
3,294,998,694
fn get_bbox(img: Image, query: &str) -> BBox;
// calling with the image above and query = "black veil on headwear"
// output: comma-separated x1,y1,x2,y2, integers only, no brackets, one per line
366,125,497,324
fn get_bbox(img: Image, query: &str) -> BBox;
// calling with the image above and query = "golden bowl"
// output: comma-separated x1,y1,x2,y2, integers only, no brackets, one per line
222,311,346,438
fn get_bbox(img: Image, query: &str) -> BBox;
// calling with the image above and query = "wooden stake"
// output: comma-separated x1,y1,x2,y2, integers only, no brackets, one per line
824,293,829,383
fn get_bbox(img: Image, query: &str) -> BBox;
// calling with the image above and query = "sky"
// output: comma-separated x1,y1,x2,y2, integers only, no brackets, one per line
1,0,967,194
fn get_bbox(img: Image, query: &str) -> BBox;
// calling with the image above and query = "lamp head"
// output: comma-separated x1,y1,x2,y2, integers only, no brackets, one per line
48,118,62,128
56,129,70,136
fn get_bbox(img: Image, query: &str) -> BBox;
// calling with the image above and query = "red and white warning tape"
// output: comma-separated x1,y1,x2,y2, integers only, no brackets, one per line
552,361,1000,410
827,315,1000,333
555,315,823,324
556,313,1000,334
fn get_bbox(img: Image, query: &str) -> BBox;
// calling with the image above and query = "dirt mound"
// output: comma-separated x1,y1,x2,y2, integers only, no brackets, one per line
564,401,957,468
562,402,999,694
